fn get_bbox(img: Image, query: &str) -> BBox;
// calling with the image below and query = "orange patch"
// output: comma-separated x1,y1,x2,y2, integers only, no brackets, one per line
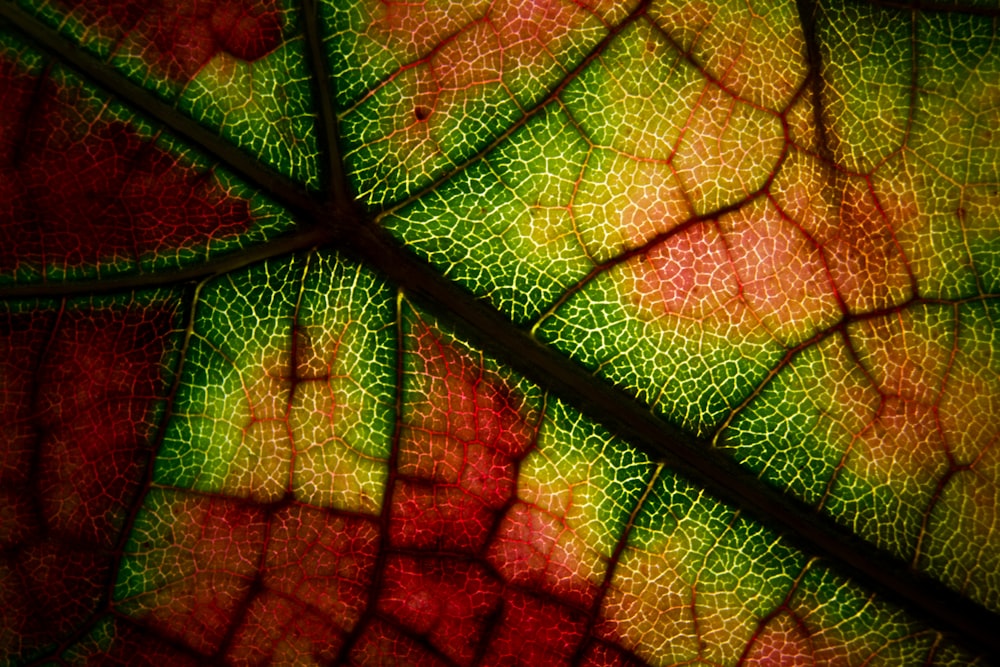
719,198,840,344
822,177,915,314
742,612,815,666
631,222,739,321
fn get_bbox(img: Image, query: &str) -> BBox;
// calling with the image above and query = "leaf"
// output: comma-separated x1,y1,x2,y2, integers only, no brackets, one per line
0,0,998,665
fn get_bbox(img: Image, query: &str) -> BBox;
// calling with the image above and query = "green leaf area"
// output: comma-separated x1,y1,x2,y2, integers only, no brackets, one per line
1,0,998,665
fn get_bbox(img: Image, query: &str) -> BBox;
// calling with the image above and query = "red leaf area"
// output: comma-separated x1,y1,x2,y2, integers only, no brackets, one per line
0,304,174,659
373,322,612,667
117,324,644,665
58,0,284,81
740,610,816,667
0,59,256,277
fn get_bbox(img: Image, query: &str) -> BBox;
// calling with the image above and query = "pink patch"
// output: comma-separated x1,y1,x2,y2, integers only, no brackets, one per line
742,612,816,666
635,222,739,321
488,501,600,609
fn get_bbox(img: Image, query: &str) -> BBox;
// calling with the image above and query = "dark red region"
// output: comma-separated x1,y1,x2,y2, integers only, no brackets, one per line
479,590,589,667
227,591,346,664
388,322,537,554
388,480,499,552
263,506,380,628
62,617,204,666
579,642,649,667
352,325,623,666
0,304,175,662
349,620,451,667
107,497,383,664
58,0,284,81
378,555,503,666
0,59,256,277
4,317,641,663
1,544,111,661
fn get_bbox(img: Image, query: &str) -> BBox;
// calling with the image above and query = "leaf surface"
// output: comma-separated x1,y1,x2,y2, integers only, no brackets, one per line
0,0,998,665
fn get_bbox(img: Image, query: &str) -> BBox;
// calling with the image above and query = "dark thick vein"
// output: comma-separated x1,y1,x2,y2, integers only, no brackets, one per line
795,0,835,166
347,222,1000,658
300,0,354,214
867,0,1000,16
0,225,334,299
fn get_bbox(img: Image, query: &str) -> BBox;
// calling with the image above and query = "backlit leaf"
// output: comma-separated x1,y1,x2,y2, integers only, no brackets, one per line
0,0,998,664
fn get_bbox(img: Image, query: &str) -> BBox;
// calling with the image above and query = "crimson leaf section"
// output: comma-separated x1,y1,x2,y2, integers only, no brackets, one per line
99,252,982,665
48,0,285,84
18,0,320,188
0,34,293,285
0,295,180,664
